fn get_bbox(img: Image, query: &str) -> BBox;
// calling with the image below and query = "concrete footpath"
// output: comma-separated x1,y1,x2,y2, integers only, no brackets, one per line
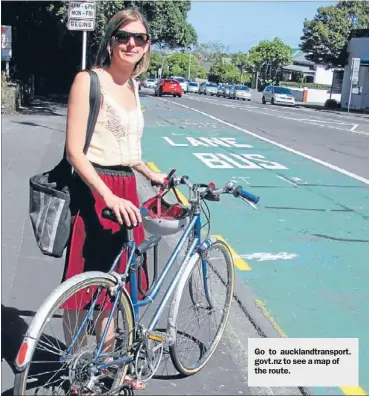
1,100,302,396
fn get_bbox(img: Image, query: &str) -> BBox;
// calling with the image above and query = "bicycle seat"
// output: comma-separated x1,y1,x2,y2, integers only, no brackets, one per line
101,208,139,229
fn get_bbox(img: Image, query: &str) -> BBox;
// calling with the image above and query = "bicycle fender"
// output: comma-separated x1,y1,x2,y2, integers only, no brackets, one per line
14,271,120,371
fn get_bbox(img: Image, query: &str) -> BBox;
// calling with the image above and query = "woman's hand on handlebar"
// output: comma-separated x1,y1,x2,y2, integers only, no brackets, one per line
104,193,142,227
148,171,167,186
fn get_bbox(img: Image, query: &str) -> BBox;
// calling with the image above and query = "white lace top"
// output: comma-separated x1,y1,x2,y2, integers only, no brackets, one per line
86,78,144,166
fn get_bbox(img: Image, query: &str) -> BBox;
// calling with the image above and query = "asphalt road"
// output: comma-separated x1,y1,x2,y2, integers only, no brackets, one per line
141,87,369,180
1,99,302,396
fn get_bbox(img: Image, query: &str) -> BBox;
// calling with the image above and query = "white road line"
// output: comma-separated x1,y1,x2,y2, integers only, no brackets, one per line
183,95,369,135
187,94,368,124
156,97,369,186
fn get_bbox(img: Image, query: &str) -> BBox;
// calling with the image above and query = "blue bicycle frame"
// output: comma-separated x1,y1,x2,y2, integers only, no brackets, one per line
65,207,213,369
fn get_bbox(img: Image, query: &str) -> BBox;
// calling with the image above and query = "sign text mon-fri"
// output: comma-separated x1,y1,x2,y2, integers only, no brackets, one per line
163,136,287,170
67,1,96,31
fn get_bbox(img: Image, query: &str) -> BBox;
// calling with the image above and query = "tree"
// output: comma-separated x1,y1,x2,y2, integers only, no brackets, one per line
231,52,251,83
300,1,369,68
144,50,162,78
53,0,198,61
208,61,240,84
164,52,206,80
247,38,292,81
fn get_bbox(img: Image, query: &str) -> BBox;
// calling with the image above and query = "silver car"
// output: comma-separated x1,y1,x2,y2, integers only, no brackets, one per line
199,82,207,94
187,81,199,93
203,83,218,96
216,84,225,97
262,85,295,106
145,78,157,88
221,84,231,98
230,85,252,101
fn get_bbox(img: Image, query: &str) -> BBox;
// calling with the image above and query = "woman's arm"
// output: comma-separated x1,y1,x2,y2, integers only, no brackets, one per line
132,161,155,179
66,71,141,226
133,161,166,184
66,71,112,201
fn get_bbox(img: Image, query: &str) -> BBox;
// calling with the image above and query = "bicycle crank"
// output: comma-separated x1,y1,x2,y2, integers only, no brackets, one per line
134,336,164,382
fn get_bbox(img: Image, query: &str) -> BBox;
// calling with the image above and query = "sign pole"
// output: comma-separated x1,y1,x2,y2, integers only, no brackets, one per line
348,73,353,113
82,30,87,70
348,57,360,113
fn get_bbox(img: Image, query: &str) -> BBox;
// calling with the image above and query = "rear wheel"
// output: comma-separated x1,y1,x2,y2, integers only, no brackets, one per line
168,240,234,376
262,96,266,104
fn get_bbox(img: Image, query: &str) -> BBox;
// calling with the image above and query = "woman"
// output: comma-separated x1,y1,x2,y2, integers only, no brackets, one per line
63,8,164,391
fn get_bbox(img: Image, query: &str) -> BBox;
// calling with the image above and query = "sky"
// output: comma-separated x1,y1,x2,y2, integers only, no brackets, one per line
187,1,336,53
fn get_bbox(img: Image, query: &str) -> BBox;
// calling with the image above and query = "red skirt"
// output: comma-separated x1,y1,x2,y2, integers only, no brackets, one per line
61,165,148,310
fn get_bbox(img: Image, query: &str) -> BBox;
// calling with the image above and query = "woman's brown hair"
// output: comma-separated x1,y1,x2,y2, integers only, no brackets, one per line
95,8,151,77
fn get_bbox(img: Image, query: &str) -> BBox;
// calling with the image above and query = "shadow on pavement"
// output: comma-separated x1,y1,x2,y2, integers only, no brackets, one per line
151,328,207,382
1,304,68,395
1,305,34,373
17,96,68,117
10,120,65,133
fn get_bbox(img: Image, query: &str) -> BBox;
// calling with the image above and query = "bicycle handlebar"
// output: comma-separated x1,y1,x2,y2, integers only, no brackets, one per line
151,170,260,207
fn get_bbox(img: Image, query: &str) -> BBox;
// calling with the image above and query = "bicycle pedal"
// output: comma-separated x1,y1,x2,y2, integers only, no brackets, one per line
146,330,169,343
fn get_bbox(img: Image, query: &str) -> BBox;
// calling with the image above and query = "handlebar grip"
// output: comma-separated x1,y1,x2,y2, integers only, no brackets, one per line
234,186,260,204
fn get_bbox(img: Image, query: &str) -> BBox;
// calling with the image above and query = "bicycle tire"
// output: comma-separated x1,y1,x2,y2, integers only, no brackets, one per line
14,272,135,396
168,240,235,376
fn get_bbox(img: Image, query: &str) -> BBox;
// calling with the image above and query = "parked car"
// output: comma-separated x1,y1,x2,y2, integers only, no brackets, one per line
187,81,199,93
230,85,251,101
144,78,157,88
262,85,295,106
171,76,188,93
199,82,207,94
216,84,225,97
203,83,218,95
225,85,236,98
154,79,183,97
220,84,231,98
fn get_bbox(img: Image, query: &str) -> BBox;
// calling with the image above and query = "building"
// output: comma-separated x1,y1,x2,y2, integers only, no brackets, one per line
340,30,369,111
282,49,335,86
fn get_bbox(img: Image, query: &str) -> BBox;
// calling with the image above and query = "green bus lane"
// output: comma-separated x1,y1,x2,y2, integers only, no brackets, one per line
141,97,369,395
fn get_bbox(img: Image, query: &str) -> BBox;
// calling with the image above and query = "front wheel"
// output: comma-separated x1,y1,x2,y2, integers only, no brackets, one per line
14,272,135,395
168,240,235,376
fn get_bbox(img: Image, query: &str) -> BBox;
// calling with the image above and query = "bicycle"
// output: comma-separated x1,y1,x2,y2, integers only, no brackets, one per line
14,169,260,395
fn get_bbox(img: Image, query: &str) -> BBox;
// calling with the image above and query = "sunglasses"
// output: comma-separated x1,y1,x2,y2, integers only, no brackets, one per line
114,30,149,46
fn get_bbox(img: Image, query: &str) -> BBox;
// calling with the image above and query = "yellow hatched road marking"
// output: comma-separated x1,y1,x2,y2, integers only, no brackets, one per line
213,234,251,271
